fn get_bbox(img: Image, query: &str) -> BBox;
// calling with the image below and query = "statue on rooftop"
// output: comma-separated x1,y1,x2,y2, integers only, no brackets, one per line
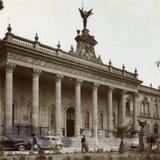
78,8,93,29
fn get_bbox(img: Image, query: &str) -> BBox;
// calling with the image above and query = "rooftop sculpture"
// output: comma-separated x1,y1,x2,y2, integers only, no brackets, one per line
78,8,93,29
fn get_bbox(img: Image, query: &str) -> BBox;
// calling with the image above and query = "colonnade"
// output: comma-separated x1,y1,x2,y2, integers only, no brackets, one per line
3,63,139,136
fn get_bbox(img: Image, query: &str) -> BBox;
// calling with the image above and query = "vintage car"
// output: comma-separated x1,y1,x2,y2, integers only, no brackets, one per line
30,135,64,151
131,134,139,149
0,135,27,151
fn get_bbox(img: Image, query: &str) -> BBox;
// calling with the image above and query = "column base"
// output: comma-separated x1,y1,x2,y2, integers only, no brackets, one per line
4,128,13,136
107,130,113,137
4,132,13,137
74,134,81,137
55,133,62,137
32,127,39,135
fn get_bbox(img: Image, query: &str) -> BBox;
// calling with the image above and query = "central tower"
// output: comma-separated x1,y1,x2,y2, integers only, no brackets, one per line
74,8,101,63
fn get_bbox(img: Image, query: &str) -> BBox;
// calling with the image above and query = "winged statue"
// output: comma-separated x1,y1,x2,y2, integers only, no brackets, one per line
78,8,93,29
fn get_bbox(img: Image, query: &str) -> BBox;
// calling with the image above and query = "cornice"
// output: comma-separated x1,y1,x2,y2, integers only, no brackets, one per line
3,41,142,86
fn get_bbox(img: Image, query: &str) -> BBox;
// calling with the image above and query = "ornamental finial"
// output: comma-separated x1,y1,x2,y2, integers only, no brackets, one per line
7,24,12,33
134,68,137,74
109,59,112,66
69,45,74,53
35,33,39,41
57,41,61,49
122,64,125,70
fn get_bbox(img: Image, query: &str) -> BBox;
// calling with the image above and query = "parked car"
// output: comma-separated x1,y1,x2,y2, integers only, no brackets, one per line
131,135,139,149
0,135,27,151
28,135,64,151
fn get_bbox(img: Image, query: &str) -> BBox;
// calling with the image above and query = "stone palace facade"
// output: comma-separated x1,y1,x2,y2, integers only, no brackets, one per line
0,21,160,140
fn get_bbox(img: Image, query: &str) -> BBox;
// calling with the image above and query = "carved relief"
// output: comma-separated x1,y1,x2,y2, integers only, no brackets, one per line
8,53,136,90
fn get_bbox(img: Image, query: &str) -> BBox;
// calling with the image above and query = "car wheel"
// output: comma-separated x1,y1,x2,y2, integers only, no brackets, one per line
18,144,25,151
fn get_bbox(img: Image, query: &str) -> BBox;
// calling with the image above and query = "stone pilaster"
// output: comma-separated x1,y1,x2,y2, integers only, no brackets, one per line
55,74,63,136
4,63,16,134
92,83,99,137
133,92,139,131
121,89,127,126
32,69,41,134
75,79,83,137
108,86,114,135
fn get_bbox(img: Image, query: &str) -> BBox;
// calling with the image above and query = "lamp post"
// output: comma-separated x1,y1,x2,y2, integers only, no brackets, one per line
138,120,146,152
0,0,4,10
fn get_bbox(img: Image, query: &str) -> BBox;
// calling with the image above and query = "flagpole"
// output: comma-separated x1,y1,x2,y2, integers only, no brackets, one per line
82,0,84,9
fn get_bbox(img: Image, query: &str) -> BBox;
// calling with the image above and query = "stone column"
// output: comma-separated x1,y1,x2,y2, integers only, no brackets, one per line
121,89,127,126
108,86,114,135
4,63,16,134
92,83,99,137
32,69,41,134
55,74,63,136
75,79,83,137
133,93,139,131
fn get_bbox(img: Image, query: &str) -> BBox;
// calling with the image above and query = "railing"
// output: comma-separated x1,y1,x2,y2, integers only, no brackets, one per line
13,35,34,48
4,32,138,80
8,34,57,56
39,44,57,55
139,85,160,95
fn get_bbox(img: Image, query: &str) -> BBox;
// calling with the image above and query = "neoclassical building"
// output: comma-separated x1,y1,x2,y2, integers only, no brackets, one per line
0,12,160,145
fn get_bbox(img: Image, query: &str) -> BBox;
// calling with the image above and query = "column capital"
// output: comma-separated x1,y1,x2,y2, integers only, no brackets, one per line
121,89,127,95
108,86,114,91
5,63,16,73
56,74,64,80
134,92,139,98
76,79,83,84
33,69,41,78
93,82,100,88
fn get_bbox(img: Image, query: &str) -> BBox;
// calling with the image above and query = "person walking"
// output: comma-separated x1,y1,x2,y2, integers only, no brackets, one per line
81,135,88,152
32,134,39,151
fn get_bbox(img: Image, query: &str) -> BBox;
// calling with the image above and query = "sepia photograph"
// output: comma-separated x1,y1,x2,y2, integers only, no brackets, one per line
0,0,160,159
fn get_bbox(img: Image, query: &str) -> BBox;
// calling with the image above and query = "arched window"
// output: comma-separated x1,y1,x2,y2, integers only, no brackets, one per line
12,103,15,125
50,107,55,129
84,111,89,129
99,113,103,130
153,123,158,137
12,101,17,125
154,104,158,118
27,103,32,125
113,114,116,129
49,105,55,130
126,99,130,115
141,102,145,116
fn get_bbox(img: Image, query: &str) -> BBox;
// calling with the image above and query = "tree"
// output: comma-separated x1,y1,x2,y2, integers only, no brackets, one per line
0,0,4,10
117,126,127,154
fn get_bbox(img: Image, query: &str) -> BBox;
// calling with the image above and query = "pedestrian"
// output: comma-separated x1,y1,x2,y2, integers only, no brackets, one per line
81,135,88,152
32,133,39,151
150,134,155,150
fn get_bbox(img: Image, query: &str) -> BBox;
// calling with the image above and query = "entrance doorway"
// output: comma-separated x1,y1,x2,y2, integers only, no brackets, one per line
66,108,75,137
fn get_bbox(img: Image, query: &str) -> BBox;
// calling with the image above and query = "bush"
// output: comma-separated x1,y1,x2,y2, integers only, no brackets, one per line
19,156,26,160
117,156,127,160
83,155,92,160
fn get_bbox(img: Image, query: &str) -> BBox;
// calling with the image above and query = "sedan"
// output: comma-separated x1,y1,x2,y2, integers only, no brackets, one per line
29,135,64,151
0,135,27,151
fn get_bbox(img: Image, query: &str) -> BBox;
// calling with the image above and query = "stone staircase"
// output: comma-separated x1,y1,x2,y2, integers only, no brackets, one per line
61,136,121,153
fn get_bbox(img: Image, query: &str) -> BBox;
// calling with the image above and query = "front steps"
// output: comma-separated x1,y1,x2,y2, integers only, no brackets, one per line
61,136,121,153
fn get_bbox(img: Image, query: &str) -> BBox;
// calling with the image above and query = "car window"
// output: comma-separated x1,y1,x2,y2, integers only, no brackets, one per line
44,137,50,141
0,136,9,141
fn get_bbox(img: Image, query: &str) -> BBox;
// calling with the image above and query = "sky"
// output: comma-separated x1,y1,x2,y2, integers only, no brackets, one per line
0,0,160,88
